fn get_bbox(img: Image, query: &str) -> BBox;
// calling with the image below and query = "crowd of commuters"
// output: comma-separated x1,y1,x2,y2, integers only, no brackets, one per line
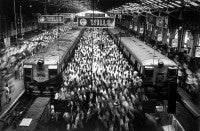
51,28,157,131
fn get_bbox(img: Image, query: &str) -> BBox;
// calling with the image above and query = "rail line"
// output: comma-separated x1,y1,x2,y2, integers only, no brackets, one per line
0,93,36,130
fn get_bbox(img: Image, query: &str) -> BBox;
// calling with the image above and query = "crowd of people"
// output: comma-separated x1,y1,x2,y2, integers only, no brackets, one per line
51,28,157,131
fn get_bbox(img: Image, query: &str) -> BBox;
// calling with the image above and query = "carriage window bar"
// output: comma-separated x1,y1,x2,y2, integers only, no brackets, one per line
145,69,154,77
24,68,32,76
168,67,177,77
49,69,57,79
24,68,32,82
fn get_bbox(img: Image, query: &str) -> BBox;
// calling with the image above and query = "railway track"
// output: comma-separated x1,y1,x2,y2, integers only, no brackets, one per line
0,93,36,130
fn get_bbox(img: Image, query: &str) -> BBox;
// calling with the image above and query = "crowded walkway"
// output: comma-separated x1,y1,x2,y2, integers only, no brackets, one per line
51,28,154,131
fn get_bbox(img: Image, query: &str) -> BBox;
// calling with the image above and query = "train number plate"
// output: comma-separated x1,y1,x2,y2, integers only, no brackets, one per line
37,77,45,82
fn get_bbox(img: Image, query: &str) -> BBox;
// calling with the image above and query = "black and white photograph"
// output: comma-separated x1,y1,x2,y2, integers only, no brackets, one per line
0,0,200,131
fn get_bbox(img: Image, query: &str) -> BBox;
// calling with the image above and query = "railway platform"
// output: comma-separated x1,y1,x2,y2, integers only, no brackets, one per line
178,87,200,117
0,79,24,119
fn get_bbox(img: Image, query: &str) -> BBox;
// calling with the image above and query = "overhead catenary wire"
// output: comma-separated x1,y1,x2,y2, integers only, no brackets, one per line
91,0,95,88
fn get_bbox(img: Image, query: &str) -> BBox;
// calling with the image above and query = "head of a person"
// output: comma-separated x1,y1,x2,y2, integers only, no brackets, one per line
133,71,138,77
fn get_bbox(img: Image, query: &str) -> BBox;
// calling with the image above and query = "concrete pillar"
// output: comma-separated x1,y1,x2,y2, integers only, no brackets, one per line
178,28,185,52
162,28,168,45
191,32,199,58
169,28,176,46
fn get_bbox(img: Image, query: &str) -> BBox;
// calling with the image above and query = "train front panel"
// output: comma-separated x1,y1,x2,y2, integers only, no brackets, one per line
23,63,61,94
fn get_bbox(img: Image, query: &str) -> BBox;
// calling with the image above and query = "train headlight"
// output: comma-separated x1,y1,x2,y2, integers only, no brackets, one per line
37,59,44,67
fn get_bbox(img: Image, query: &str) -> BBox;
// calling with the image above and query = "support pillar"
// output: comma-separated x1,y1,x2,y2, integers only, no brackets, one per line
169,28,176,46
162,28,168,45
191,32,199,58
178,28,185,52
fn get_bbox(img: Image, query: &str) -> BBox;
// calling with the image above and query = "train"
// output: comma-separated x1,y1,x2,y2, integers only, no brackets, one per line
23,29,83,95
107,28,178,90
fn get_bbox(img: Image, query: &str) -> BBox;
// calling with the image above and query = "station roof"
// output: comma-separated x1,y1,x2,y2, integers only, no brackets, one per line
3,0,200,14
2,0,200,30
106,0,200,15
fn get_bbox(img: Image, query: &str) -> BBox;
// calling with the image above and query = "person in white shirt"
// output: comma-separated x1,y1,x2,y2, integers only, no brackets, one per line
4,82,11,103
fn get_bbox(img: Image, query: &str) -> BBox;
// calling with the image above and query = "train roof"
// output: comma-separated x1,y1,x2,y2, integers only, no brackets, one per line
108,28,177,67
24,29,82,65
121,36,177,67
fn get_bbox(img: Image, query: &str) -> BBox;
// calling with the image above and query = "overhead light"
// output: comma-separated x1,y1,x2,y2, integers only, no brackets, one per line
190,1,199,6
175,1,181,4
170,2,181,7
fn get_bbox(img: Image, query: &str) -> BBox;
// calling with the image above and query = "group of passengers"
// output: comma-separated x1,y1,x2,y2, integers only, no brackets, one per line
52,29,153,131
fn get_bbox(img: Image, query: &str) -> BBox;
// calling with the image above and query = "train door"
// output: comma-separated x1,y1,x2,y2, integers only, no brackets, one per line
23,65,33,84
168,67,178,82
143,66,154,85
167,66,178,113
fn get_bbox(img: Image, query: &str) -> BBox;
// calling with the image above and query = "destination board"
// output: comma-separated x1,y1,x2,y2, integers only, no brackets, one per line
38,15,64,23
78,17,115,28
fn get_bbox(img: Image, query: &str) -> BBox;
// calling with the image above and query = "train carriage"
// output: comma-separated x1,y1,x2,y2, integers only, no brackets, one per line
108,28,178,86
23,29,83,95
120,36,178,85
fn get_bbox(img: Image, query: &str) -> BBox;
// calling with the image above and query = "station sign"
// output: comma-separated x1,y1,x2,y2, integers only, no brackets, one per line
157,34,163,42
140,27,144,34
172,39,178,48
156,16,168,28
156,17,164,27
77,17,115,28
85,13,105,17
4,37,10,47
147,14,156,25
134,25,138,31
38,15,64,23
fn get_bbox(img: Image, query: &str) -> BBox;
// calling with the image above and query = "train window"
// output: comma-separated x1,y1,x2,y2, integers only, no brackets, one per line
145,69,154,77
168,68,177,76
144,67,154,77
24,68,32,76
49,69,57,79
